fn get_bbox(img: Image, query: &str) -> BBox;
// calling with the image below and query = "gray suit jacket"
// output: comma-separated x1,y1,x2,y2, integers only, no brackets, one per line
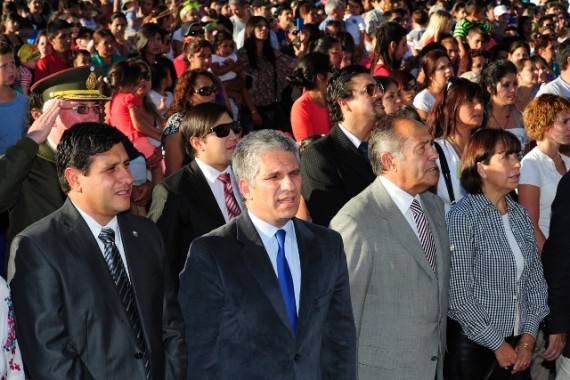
10,199,187,380
330,178,450,380
178,212,357,379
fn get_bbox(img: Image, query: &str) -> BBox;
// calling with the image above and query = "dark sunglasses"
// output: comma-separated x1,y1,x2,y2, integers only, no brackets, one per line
192,86,218,96
208,120,242,137
139,71,150,81
187,29,205,36
403,82,417,91
356,83,382,97
60,104,103,115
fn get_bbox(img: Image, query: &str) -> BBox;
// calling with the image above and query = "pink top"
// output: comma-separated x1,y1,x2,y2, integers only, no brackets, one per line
290,91,331,142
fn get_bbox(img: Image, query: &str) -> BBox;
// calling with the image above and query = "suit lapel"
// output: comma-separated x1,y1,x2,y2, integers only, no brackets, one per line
187,161,228,223
372,179,438,282
419,192,449,289
60,200,139,346
235,213,295,337
330,125,373,181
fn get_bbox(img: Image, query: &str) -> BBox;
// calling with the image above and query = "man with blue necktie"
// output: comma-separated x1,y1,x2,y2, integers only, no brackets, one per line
178,130,357,379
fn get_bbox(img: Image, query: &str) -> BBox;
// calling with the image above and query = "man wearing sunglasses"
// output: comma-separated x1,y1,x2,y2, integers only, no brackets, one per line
300,65,384,226
148,103,244,291
0,66,110,279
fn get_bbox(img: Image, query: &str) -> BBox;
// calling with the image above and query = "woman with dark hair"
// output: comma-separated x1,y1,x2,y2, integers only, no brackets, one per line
507,40,530,64
134,23,177,90
308,36,342,72
413,49,453,122
163,70,224,176
287,52,335,141
109,12,131,58
370,21,408,76
1,13,24,53
482,59,528,155
426,77,487,211
445,128,549,380
91,28,124,77
514,58,539,112
237,16,293,131
517,16,533,42
392,70,418,107
374,76,400,114
173,38,213,76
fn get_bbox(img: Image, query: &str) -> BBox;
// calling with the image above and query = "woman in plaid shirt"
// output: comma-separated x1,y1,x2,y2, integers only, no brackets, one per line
445,129,549,379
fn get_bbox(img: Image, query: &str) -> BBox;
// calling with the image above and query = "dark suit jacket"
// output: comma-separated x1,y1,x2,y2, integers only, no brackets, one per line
542,171,570,357
10,199,187,380
300,124,375,226
148,160,227,286
178,212,357,379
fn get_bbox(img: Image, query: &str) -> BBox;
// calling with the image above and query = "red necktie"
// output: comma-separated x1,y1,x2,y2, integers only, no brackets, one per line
218,173,241,220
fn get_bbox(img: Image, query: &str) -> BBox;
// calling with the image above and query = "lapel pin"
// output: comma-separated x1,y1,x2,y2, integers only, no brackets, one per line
132,231,138,237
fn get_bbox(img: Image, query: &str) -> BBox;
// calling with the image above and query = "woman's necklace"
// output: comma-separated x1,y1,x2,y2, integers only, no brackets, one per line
491,106,511,129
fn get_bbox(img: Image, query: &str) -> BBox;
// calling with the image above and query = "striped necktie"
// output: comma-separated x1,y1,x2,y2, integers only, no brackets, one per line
218,173,241,220
410,199,438,275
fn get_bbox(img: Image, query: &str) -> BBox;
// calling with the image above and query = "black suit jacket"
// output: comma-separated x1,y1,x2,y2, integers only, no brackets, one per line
300,124,375,226
178,212,357,379
542,171,570,357
148,160,227,286
10,199,187,379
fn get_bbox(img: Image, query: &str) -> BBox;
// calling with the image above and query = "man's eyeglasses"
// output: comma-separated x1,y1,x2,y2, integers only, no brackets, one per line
403,82,417,91
60,104,103,115
192,86,218,96
355,83,383,97
187,29,205,36
139,71,151,81
208,120,242,138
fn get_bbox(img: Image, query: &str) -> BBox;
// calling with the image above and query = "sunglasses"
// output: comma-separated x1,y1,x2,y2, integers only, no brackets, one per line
139,71,150,81
403,82,417,91
208,120,242,137
356,83,383,97
60,104,103,115
192,86,218,96
187,29,205,36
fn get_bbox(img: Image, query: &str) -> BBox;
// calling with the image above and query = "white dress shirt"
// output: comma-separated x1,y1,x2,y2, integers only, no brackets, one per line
338,122,363,150
248,211,301,314
379,176,425,242
73,202,131,280
195,158,245,222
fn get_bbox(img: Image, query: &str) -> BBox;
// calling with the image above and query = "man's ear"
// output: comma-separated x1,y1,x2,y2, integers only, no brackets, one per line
64,167,83,193
380,152,396,172
238,178,252,202
189,136,204,153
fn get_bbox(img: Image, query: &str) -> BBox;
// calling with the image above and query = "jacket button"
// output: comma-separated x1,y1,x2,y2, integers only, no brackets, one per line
135,352,144,359
294,354,301,361
431,356,437,361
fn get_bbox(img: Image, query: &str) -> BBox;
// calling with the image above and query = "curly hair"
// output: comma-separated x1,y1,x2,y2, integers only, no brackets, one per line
167,69,220,117
523,94,570,141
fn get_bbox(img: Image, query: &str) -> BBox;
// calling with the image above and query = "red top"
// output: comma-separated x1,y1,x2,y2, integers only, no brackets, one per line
290,91,332,142
173,54,188,78
34,52,71,82
371,63,390,77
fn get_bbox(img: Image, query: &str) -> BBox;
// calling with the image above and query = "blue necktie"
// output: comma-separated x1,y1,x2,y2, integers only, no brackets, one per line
275,229,297,336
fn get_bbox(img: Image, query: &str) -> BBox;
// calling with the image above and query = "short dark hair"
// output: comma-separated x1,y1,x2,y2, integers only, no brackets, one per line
327,65,369,123
481,59,517,96
179,102,232,156
0,42,13,57
56,123,126,193
460,128,520,194
557,38,570,71
46,19,71,38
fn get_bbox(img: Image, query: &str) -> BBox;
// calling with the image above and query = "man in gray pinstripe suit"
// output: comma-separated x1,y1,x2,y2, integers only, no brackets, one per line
331,111,451,380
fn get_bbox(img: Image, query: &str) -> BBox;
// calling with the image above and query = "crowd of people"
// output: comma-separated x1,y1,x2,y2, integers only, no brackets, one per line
1,0,570,378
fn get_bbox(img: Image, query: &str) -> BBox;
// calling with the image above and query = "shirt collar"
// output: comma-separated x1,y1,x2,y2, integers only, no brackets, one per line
195,158,232,184
248,210,294,246
379,176,419,214
337,122,363,149
71,200,119,234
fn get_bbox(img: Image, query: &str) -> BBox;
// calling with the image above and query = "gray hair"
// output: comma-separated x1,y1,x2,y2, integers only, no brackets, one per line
233,130,300,185
369,111,417,175
325,0,344,16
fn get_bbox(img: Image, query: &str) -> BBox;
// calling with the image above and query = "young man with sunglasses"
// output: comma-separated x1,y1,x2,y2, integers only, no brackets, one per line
148,102,244,291
0,66,110,279
300,65,384,226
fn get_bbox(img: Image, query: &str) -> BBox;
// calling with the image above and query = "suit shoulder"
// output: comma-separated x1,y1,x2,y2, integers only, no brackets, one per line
334,183,376,218
158,165,195,194
296,218,342,240
16,208,65,240
301,133,336,161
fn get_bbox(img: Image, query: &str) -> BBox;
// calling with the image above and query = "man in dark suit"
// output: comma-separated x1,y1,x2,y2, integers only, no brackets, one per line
148,103,243,288
541,170,570,371
300,65,385,226
10,123,187,379
178,130,357,379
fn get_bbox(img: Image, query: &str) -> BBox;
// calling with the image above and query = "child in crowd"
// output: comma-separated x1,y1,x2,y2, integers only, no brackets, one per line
16,43,40,95
453,0,492,58
149,63,173,120
79,1,98,30
35,30,52,58
72,49,92,67
211,30,246,118
123,0,142,36
75,27,94,51
407,10,428,56
343,0,365,49
107,60,163,186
